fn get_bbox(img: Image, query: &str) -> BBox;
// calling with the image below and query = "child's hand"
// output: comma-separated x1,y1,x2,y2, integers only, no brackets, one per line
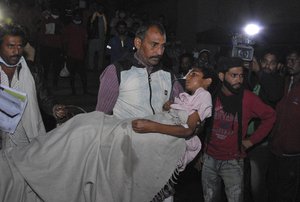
250,57,260,72
132,119,155,133
163,101,172,111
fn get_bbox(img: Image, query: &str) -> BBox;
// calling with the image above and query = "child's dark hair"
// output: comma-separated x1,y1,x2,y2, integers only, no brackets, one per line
193,65,221,98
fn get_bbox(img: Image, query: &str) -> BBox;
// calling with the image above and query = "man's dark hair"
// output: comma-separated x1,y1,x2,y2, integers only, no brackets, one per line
286,46,300,57
259,48,281,62
196,66,221,98
135,21,165,40
217,57,244,73
0,24,26,46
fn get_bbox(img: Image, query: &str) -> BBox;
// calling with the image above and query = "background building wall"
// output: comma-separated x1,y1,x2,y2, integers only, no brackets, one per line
176,0,300,50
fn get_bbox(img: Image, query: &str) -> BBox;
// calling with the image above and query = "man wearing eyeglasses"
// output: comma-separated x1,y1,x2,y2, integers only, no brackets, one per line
201,57,276,202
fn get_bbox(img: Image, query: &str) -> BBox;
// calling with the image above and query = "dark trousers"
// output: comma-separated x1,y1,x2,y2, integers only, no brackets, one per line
246,142,271,202
40,46,64,86
66,57,87,94
268,153,300,202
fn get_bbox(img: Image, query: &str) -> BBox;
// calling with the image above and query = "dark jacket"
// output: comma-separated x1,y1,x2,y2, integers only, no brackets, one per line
27,60,57,116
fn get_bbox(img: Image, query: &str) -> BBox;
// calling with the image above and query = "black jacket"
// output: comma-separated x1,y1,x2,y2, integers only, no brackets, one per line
27,60,57,116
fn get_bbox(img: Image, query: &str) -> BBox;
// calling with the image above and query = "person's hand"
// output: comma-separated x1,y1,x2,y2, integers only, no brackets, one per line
132,119,155,133
194,153,204,171
163,101,172,111
250,57,260,73
242,139,253,150
52,104,67,119
277,62,285,74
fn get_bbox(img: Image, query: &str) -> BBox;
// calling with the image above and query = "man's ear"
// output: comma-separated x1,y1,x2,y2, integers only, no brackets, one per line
218,72,224,81
134,37,141,49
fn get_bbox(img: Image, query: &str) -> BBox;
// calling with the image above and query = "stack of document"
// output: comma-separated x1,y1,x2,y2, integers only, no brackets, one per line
0,84,27,133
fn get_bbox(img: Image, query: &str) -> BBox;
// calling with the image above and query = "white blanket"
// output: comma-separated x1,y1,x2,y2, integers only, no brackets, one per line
0,111,185,202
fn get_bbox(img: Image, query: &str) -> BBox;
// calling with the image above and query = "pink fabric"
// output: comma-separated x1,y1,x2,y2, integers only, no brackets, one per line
171,87,212,121
177,136,201,171
172,88,212,171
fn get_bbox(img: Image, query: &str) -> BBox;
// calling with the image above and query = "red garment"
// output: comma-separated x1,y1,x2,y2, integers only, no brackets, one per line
38,17,64,48
270,80,300,156
205,90,276,160
63,23,87,60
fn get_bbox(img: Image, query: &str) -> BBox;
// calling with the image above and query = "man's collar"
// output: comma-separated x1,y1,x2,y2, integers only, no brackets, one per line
0,58,23,80
0,56,25,67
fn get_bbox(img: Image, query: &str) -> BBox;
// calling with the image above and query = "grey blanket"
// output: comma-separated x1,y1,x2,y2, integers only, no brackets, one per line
0,111,185,202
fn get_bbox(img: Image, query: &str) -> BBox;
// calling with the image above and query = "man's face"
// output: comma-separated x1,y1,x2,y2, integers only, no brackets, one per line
116,24,126,35
0,35,23,66
199,52,209,62
222,67,244,94
180,57,192,73
286,52,300,76
185,68,208,94
135,26,166,66
260,53,277,73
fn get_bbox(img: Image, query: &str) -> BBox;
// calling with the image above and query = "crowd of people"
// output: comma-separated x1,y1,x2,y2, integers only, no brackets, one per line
0,1,299,202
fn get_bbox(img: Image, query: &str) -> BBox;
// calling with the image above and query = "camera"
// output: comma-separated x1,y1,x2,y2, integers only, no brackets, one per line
231,34,255,61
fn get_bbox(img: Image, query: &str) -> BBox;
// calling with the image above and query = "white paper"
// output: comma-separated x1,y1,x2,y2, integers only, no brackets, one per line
0,84,27,133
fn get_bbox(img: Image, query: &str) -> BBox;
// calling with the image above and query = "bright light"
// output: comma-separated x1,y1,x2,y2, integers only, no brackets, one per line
243,23,261,36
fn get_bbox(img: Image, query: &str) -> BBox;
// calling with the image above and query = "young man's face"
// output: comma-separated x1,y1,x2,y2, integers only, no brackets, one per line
221,67,244,94
135,26,166,66
0,35,23,66
116,24,127,35
286,52,300,76
260,53,278,73
180,57,192,73
185,68,210,94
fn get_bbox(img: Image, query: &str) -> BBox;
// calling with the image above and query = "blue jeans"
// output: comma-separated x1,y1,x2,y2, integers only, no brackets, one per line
201,153,244,202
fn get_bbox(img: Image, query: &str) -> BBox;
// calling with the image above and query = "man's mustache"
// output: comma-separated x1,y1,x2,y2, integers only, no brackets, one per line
149,56,162,60
233,83,242,87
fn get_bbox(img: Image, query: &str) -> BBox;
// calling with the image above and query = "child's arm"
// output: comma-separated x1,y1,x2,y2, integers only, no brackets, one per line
132,111,200,138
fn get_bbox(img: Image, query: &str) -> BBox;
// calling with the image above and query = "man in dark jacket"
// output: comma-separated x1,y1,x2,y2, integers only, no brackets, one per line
245,49,285,202
268,48,300,202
